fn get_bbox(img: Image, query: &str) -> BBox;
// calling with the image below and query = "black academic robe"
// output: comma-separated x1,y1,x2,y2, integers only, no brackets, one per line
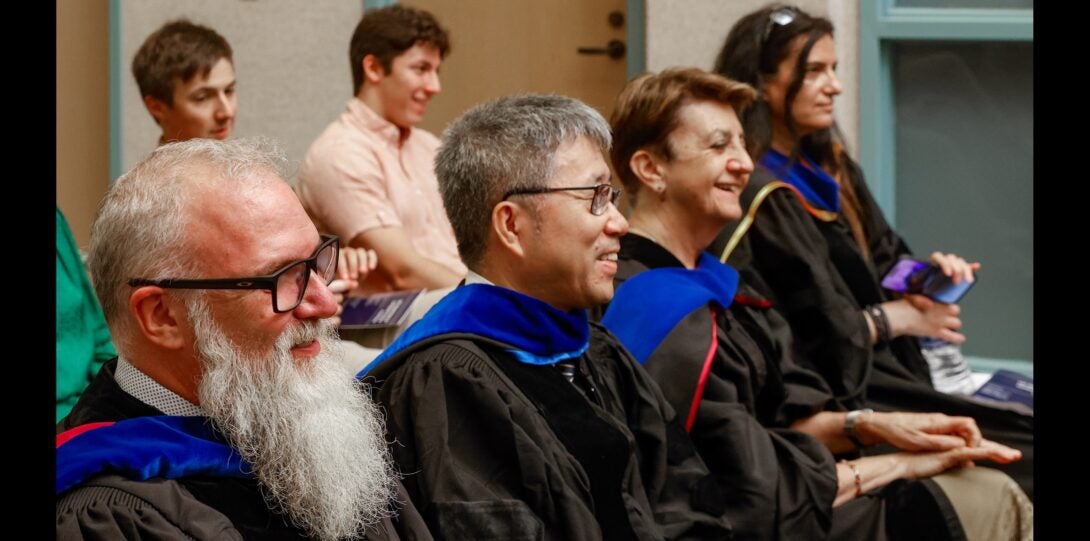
611,234,965,541
367,326,733,541
710,162,1033,499
56,359,432,541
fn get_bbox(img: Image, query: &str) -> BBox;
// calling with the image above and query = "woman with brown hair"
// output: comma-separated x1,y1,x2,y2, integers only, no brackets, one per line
708,3,1033,498
601,66,1030,541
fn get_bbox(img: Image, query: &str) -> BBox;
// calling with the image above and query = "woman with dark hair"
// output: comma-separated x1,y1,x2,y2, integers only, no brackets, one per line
709,3,1033,498
602,66,1030,541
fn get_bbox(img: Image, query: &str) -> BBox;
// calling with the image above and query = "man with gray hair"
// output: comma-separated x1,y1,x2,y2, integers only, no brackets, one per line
359,95,732,539
56,138,431,540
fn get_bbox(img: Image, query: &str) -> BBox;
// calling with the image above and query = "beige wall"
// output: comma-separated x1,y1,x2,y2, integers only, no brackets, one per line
644,0,860,153
57,0,109,249
57,1,362,249
119,0,362,183
58,0,863,251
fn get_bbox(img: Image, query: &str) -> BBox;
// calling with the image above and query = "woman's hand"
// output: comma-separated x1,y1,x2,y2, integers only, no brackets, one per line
928,251,980,284
857,411,981,451
834,440,1022,507
900,439,1022,480
883,296,964,343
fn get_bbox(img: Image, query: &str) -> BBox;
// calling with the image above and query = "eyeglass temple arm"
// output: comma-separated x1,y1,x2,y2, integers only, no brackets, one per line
127,278,275,289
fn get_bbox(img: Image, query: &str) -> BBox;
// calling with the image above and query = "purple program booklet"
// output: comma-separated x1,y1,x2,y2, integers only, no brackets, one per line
339,290,424,329
971,369,1033,414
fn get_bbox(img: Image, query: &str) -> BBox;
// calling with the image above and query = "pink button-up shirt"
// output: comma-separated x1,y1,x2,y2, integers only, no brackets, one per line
296,98,466,290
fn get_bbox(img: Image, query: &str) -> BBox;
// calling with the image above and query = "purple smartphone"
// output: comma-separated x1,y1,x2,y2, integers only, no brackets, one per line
880,258,976,304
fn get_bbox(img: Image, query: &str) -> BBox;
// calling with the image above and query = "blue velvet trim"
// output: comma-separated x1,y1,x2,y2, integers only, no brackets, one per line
601,252,738,364
359,284,590,376
56,416,250,495
761,149,840,212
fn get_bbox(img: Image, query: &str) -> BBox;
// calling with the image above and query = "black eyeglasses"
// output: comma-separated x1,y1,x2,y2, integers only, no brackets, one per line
762,6,800,48
128,235,340,313
502,183,622,216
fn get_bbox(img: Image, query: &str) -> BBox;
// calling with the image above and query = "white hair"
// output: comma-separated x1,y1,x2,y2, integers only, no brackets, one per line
88,137,289,355
190,296,399,540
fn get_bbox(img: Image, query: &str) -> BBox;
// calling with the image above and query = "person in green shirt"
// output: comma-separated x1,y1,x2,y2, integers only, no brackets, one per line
56,207,116,422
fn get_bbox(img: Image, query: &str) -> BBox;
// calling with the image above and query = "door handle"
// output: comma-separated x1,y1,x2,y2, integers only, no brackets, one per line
577,39,626,60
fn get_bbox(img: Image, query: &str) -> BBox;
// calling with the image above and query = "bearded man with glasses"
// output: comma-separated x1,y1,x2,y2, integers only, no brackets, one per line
56,138,432,540
358,95,732,539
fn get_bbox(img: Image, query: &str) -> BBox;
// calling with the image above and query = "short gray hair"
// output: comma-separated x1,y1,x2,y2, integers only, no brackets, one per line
88,137,289,354
435,94,611,268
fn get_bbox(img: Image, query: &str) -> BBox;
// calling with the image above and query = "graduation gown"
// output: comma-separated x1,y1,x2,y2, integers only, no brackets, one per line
56,359,432,541
602,234,965,541
710,159,1033,499
361,284,732,540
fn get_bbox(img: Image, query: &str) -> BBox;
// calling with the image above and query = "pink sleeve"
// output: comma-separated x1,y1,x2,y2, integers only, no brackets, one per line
297,140,402,243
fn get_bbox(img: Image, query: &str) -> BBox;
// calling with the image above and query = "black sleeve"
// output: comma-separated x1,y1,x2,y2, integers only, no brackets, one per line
841,158,914,280
57,476,242,541
588,326,736,540
727,296,839,427
640,308,839,540
380,482,437,541
726,186,875,406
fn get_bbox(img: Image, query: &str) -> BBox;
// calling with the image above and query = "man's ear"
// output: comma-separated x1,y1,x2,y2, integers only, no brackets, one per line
129,287,186,350
143,95,168,126
629,149,666,192
491,201,528,258
362,54,387,85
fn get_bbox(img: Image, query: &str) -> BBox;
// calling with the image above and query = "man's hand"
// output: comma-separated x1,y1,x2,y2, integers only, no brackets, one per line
337,246,378,286
329,247,378,326
352,228,463,292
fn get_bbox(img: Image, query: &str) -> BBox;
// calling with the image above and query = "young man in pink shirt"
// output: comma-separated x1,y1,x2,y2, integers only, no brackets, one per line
296,5,467,294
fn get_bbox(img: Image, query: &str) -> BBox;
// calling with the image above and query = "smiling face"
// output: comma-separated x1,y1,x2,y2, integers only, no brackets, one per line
763,33,841,137
659,100,754,229
182,177,339,363
148,57,237,142
367,42,442,129
517,136,629,311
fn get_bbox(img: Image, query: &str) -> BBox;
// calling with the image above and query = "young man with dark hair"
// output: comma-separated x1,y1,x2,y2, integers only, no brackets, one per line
132,19,236,144
297,5,466,294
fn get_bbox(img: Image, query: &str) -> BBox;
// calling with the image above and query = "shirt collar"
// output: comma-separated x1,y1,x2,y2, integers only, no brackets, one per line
465,269,495,286
115,356,204,417
346,97,412,145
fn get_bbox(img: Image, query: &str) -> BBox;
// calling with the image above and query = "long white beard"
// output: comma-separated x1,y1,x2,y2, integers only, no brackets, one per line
191,299,398,540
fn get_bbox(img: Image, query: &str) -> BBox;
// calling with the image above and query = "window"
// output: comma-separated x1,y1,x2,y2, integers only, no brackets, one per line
859,1,1033,373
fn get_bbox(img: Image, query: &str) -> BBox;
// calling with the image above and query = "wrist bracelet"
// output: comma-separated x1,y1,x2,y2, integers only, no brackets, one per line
840,459,863,497
844,408,873,449
866,304,891,344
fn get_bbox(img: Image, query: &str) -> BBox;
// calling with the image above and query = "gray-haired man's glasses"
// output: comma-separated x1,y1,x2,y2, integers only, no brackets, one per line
503,183,622,216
